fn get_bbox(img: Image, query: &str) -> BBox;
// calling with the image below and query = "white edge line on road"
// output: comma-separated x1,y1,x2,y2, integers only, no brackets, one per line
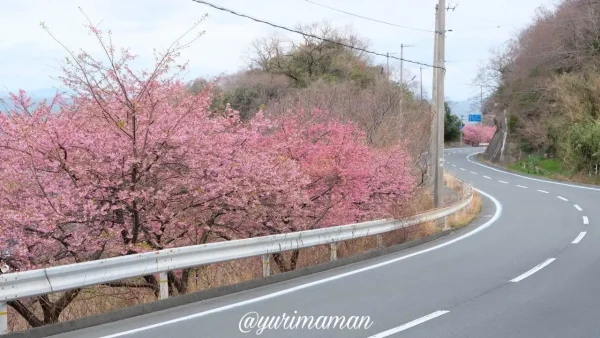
557,196,568,201
583,216,589,225
367,310,450,338
537,190,549,194
499,180,508,184
516,185,528,189
467,152,600,192
574,204,583,211
98,188,503,338
483,176,491,179
510,258,556,282
572,232,586,244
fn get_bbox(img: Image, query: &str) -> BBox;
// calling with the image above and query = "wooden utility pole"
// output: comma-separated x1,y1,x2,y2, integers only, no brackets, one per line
429,5,439,191
433,0,446,208
386,52,390,77
399,43,414,114
420,67,424,101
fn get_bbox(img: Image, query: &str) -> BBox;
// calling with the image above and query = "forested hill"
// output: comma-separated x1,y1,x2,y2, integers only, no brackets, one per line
478,0,600,173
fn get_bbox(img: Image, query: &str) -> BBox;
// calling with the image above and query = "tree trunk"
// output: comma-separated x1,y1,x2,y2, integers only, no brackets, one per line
271,250,301,272
168,268,191,295
9,288,81,328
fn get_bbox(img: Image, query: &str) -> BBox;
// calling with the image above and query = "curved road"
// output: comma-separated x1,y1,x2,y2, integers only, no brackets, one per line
51,147,600,338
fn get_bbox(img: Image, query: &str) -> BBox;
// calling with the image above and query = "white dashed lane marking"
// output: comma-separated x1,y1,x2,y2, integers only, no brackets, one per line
367,311,450,338
572,232,586,244
510,258,556,282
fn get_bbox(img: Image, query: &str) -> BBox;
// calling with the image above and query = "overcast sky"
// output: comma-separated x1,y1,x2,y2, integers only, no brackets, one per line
1,0,559,103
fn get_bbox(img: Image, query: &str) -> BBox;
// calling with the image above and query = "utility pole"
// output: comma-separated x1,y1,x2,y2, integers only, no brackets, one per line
429,5,439,191
433,0,446,208
399,44,415,84
480,84,483,126
386,52,397,79
420,67,424,101
386,52,390,77
399,43,414,114
460,115,465,147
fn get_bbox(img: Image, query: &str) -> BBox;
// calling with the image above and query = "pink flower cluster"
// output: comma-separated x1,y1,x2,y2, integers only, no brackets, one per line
0,87,415,271
462,124,496,145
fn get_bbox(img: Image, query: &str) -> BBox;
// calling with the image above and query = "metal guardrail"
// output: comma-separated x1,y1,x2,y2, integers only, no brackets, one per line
0,178,473,334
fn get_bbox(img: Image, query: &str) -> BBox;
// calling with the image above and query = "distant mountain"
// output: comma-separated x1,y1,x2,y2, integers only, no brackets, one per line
447,99,487,124
447,100,472,118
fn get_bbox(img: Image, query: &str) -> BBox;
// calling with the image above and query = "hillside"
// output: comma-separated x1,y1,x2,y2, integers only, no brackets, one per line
479,0,600,177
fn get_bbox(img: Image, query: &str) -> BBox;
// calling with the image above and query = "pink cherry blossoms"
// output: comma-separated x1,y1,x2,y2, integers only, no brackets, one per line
0,26,415,275
462,124,496,145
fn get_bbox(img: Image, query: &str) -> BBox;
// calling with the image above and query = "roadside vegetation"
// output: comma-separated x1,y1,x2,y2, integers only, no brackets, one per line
477,0,600,183
0,16,481,332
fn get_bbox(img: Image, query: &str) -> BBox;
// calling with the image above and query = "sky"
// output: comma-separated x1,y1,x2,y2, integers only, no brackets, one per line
0,0,559,104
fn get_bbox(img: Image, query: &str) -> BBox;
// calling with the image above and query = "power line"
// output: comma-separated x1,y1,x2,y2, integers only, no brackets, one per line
191,0,442,69
304,0,434,33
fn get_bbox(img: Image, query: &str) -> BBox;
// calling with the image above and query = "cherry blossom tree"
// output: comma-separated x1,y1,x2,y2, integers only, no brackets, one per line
0,18,415,327
0,19,308,326
462,125,496,145
259,110,414,271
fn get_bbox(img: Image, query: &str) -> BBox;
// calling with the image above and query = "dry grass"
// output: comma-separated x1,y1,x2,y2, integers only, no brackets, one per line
7,175,481,333
447,192,483,229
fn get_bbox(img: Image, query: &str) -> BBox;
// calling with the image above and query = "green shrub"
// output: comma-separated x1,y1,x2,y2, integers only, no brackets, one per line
565,123,600,172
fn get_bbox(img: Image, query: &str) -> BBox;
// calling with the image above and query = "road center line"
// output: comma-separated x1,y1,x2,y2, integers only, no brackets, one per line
498,180,508,184
483,176,491,179
583,216,589,225
557,196,568,201
517,185,528,188
470,171,478,175
537,189,549,194
367,311,450,338
574,204,582,211
460,168,466,171
572,232,586,244
510,258,556,282
452,164,456,167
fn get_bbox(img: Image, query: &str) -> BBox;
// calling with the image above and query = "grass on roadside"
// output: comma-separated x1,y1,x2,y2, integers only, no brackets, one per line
447,192,483,229
502,155,600,185
507,156,568,176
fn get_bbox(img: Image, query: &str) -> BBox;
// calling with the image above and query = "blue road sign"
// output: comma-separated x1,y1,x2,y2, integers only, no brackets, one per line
468,114,482,122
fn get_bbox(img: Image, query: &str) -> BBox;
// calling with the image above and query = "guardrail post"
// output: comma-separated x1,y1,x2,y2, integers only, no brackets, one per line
330,242,337,261
262,254,270,277
159,271,169,300
376,234,383,249
0,302,7,334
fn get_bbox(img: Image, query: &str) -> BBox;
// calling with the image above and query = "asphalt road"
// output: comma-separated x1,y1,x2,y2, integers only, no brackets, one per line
51,147,600,338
